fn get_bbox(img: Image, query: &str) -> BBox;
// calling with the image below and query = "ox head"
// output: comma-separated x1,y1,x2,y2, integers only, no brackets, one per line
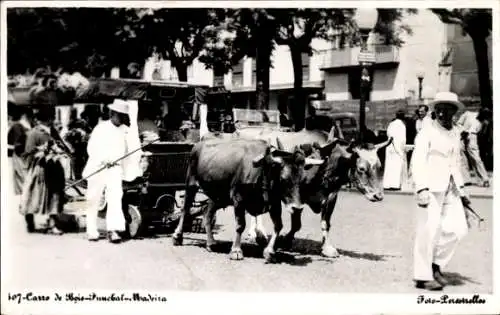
252,137,324,212
316,137,393,202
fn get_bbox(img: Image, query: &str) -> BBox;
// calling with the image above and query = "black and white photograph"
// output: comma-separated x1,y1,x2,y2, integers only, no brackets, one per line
1,1,498,314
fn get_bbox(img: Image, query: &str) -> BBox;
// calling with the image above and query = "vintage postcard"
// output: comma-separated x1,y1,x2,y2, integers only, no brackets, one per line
1,0,498,314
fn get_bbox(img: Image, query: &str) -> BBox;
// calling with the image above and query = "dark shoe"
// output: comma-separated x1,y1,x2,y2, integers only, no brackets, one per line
108,231,122,244
25,214,35,233
432,263,449,286
415,280,444,291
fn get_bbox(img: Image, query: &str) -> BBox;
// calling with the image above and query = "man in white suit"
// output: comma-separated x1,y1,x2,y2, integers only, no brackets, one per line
83,99,140,243
456,110,490,187
411,92,471,291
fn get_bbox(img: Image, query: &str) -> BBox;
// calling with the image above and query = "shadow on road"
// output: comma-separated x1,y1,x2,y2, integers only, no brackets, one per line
288,237,398,262
182,239,313,266
443,272,482,286
337,249,397,262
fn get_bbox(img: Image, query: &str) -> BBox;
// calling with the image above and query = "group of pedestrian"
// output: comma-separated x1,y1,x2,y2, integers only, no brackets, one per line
6,92,488,289
382,91,488,291
8,106,68,235
8,99,143,244
381,96,491,192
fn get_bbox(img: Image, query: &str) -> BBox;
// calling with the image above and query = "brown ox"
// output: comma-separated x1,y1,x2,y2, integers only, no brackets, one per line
171,138,324,262
237,128,392,258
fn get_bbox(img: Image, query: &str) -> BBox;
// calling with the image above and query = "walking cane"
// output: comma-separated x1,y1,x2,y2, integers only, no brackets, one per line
64,137,161,191
462,198,485,229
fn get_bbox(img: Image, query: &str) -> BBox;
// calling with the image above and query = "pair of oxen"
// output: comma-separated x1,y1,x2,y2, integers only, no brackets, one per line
172,128,392,263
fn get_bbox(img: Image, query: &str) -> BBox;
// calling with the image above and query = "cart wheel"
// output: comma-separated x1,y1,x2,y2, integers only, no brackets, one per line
127,205,142,238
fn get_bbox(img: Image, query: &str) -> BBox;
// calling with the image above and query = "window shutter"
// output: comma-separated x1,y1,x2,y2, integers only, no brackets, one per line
232,60,244,87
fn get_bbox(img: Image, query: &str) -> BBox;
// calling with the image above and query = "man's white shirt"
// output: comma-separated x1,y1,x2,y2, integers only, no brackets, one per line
82,120,128,179
411,120,465,193
416,115,432,133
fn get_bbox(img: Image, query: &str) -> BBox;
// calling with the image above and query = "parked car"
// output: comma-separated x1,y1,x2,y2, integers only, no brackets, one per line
309,112,359,142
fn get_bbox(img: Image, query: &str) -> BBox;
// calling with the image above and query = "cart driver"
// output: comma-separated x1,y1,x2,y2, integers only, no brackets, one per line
83,99,134,243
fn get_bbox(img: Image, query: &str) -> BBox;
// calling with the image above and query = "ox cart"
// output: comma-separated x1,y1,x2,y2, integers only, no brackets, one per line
9,77,232,237
74,79,234,238
117,141,212,237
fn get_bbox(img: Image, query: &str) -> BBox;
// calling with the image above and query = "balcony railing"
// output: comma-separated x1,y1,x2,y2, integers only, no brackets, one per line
320,45,400,69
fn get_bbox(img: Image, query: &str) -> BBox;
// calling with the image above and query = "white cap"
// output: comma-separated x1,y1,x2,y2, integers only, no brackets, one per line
108,99,130,115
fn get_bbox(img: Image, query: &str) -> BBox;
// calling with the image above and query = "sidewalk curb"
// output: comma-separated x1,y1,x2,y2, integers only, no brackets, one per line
339,188,493,200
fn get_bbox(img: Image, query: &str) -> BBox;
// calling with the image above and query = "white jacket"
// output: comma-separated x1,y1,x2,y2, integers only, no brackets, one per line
411,120,465,193
82,120,128,179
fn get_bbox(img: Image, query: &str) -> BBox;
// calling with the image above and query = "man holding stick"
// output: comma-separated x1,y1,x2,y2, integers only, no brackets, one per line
83,99,133,243
411,92,472,291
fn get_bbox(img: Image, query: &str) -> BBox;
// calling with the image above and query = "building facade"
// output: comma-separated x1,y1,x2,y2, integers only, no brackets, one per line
320,10,449,103
139,9,490,110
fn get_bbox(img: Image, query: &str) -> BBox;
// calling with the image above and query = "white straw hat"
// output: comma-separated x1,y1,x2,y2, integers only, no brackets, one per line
427,91,465,112
108,99,130,115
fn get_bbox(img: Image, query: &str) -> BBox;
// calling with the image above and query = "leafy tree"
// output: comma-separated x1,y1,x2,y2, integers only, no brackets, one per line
116,8,218,82
431,9,492,109
272,9,354,130
7,8,138,78
271,8,417,131
200,9,277,110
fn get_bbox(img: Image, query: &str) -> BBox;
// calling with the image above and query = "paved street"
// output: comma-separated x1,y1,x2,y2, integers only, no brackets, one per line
2,191,492,294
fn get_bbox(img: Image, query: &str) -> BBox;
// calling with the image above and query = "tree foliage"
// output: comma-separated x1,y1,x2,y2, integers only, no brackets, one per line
430,9,492,108
115,8,219,81
262,8,417,130
7,8,137,77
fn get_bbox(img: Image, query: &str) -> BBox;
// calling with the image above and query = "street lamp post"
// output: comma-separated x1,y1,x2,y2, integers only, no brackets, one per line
417,71,425,100
355,9,378,140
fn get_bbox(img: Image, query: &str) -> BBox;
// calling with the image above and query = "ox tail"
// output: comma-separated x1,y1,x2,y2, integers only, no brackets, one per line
185,145,200,188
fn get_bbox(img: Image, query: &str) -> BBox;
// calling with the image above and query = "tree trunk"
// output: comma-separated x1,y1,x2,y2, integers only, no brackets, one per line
290,45,305,131
255,47,271,110
175,61,188,82
255,17,272,110
471,35,492,109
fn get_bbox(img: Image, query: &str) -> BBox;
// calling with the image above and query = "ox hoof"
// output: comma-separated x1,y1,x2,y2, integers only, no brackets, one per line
255,230,268,248
172,234,183,246
229,248,244,260
206,243,216,252
263,248,277,263
321,246,340,258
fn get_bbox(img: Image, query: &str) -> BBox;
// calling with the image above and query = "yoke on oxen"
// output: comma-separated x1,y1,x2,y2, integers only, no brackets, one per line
236,126,393,258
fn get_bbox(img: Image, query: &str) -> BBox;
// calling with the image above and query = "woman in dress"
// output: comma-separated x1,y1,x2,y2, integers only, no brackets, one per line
19,108,66,235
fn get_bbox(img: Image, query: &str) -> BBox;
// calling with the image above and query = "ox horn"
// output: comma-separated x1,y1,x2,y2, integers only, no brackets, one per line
271,156,284,164
374,137,393,151
305,157,325,165
252,153,266,166
275,137,284,150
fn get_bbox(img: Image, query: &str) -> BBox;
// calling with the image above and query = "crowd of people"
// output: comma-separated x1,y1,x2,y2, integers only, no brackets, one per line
6,90,491,291
381,101,492,191
7,99,147,243
8,106,69,235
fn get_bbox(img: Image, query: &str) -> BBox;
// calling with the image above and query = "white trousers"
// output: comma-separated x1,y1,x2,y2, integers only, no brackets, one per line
86,167,125,235
466,134,489,182
413,180,468,281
